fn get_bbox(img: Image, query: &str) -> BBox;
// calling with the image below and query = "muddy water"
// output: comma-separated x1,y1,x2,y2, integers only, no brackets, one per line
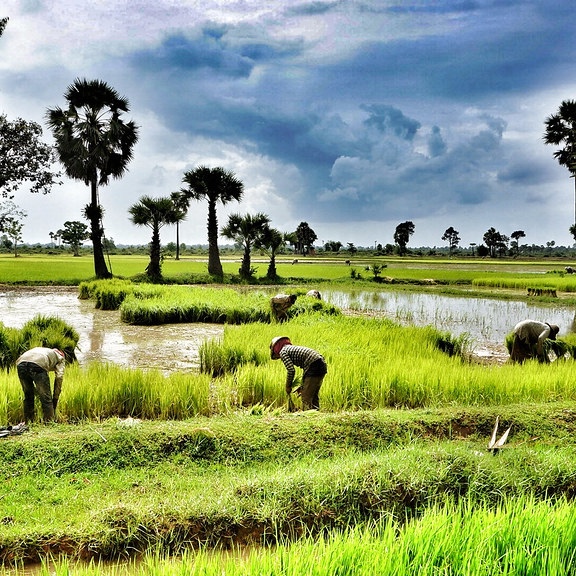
2,287,575,370
0,287,223,373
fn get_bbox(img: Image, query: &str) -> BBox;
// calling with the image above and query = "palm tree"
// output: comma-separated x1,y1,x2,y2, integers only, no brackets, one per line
170,191,189,260
259,226,285,280
221,212,270,280
46,78,139,279
128,196,180,281
544,100,576,225
180,166,244,277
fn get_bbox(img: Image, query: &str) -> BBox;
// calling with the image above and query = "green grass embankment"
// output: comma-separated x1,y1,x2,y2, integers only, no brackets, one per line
2,403,576,567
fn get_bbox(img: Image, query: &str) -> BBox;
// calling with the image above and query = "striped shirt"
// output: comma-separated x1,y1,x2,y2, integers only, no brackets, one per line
279,345,327,389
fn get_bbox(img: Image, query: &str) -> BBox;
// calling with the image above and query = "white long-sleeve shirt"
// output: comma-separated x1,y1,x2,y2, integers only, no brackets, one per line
513,320,552,353
16,347,65,381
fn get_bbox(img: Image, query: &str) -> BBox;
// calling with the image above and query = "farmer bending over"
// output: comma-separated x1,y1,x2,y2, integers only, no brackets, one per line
510,319,559,363
270,336,327,410
16,347,66,422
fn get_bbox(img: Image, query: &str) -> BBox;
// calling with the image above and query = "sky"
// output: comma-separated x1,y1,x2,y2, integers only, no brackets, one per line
2,0,576,250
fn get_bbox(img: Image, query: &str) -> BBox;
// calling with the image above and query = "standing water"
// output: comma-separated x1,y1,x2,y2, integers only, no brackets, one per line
2,287,574,370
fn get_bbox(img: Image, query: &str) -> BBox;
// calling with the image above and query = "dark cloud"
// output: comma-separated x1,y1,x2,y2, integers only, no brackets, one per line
285,1,341,16
130,29,254,77
361,104,421,140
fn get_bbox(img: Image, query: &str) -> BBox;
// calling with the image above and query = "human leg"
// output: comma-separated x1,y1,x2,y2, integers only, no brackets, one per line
33,370,55,421
301,374,324,410
510,336,532,363
17,363,36,423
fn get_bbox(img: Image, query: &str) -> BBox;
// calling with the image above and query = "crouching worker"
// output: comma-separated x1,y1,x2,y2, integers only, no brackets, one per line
270,336,327,410
16,347,66,423
510,320,560,364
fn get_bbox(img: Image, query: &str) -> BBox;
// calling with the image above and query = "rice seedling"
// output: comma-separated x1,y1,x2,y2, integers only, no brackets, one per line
200,313,576,411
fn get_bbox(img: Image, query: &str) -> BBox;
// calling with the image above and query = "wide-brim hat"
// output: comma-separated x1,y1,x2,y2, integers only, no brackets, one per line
270,336,291,359
547,324,560,339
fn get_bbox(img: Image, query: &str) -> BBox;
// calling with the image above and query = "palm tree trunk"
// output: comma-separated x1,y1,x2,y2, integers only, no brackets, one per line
175,222,180,260
207,199,223,277
148,225,162,280
90,179,111,279
240,243,251,279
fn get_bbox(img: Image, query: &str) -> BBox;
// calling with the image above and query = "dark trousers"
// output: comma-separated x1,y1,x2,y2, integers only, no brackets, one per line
300,374,325,410
17,362,54,422
510,336,548,364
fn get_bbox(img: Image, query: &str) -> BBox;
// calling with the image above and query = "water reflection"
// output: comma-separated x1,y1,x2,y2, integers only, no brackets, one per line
322,289,576,346
0,288,223,373
1,288,574,371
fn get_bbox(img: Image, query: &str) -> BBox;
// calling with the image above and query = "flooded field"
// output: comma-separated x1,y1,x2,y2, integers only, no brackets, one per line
1,287,575,370
0,287,222,373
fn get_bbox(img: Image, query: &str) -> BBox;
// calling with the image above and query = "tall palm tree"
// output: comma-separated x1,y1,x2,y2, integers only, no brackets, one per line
544,100,576,225
128,196,180,281
221,212,270,280
259,226,285,280
180,166,244,277
170,191,189,260
46,78,139,279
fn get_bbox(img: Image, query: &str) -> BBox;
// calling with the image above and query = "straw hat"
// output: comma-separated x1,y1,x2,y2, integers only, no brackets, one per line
270,336,291,359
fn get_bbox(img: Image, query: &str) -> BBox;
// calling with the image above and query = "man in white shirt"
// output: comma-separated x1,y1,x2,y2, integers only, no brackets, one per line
16,347,66,422
510,320,560,363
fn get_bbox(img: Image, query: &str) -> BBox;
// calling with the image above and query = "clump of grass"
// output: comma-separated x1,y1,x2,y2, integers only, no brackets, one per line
0,315,79,371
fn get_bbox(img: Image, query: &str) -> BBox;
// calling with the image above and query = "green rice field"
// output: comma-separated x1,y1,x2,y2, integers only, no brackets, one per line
3,254,576,573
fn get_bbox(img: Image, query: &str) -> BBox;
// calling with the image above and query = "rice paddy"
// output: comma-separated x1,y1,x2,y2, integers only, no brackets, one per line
3,255,576,573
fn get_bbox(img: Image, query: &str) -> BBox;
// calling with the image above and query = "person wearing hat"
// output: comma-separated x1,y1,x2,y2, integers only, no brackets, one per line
270,336,327,410
16,347,66,422
509,319,560,363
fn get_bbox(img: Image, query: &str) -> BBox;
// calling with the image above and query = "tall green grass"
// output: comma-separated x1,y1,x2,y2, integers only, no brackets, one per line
6,490,576,574
0,363,212,423
2,311,576,421
201,314,576,410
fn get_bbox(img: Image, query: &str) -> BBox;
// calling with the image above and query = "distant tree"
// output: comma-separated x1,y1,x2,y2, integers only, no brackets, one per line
441,227,460,255
483,227,508,258
128,196,180,281
0,200,25,228
544,100,576,224
570,224,576,244
259,226,285,280
5,218,24,257
469,242,477,256
0,202,26,257
46,78,139,279
510,230,526,256
295,222,317,255
394,221,415,255
221,212,271,280
0,17,7,37
170,191,189,261
181,166,244,277
347,242,357,255
324,240,342,253
60,220,89,256
0,114,62,200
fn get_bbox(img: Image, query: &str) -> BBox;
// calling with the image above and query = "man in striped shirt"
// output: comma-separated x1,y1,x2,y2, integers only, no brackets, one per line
270,336,327,410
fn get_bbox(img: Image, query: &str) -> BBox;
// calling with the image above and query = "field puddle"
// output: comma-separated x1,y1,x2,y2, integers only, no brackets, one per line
1,287,575,370
0,287,222,373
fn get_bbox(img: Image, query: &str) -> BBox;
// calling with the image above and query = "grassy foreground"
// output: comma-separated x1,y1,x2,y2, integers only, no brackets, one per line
3,403,576,571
